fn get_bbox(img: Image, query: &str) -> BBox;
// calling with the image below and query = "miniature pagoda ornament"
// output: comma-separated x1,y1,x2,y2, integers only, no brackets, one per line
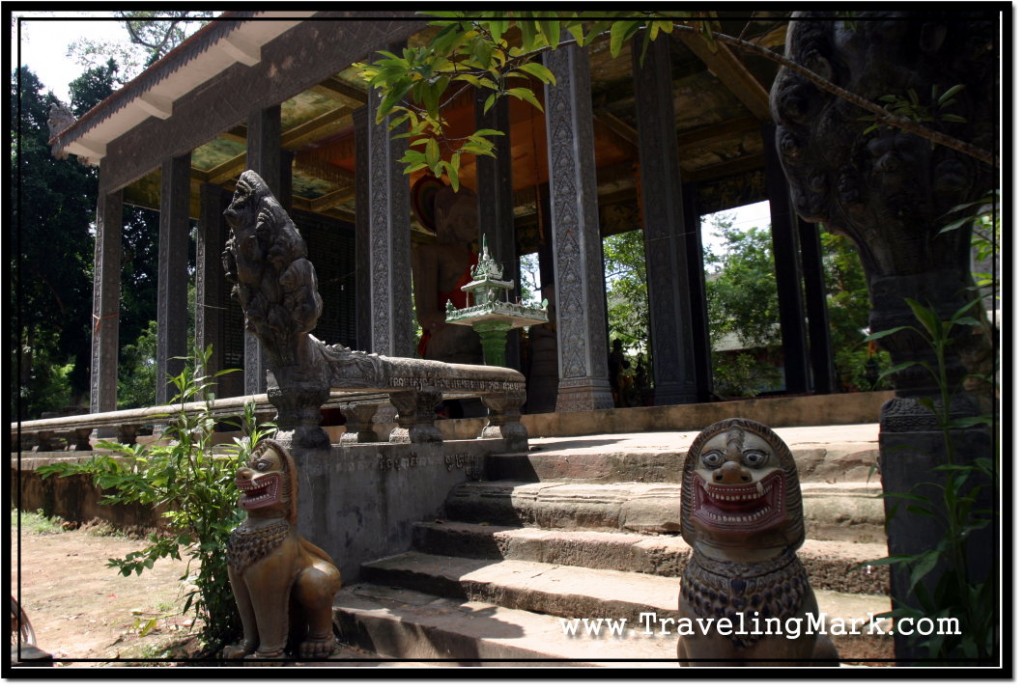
445,236,548,366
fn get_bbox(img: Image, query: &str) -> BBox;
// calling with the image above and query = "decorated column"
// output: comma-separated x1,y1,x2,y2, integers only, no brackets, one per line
543,41,614,412
365,85,414,358
89,180,122,414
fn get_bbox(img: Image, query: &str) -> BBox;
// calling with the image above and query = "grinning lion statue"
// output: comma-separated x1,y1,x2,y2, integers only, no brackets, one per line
677,418,837,666
222,439,341,661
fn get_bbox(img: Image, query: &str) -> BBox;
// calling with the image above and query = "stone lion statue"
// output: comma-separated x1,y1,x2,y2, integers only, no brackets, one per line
677,418,837,666
222,439,341,660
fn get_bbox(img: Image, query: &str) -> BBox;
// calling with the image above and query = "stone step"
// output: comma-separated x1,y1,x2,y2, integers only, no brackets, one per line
485,439,878,486
445,481,886,544
354,552,894,663
411,521,889,596
334,582,678,666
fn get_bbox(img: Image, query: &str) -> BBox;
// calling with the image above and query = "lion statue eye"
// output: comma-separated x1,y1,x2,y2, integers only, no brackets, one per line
254,460,269,471
701,450,725,469
743,449,769,468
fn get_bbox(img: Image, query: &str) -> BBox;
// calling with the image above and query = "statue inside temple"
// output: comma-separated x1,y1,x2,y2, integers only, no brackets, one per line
412,181,483,364
677,418,838,666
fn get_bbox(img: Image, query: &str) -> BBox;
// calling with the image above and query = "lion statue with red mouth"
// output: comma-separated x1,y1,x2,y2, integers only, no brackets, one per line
677,418,837,666
222,439,341,661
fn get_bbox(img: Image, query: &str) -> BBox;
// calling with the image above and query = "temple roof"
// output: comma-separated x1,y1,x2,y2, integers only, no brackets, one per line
48,12,789,231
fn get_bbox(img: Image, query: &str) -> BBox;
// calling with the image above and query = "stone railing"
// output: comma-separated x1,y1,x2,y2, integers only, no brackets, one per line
11,357,527,453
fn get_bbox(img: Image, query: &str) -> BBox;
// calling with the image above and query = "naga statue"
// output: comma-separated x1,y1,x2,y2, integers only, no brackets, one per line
222,170,381,448
677,418,837,666
771,13,997,659
222,170,527,450
223,439,341,661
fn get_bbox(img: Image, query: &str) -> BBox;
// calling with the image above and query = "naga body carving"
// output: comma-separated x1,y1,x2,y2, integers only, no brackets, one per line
223,439,341,660
677,418,837,665
222,170,527,450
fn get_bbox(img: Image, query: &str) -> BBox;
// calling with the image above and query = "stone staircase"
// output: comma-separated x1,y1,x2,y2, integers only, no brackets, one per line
332,430,894,666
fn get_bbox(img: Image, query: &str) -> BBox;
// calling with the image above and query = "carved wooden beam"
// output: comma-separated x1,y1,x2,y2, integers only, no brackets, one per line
314,76,368,106
673,21,772,121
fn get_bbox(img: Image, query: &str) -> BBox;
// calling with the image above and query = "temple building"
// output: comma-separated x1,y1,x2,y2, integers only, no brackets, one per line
49,10,836,416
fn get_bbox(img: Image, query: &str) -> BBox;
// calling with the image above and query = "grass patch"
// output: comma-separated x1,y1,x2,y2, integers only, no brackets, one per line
13,509,64,535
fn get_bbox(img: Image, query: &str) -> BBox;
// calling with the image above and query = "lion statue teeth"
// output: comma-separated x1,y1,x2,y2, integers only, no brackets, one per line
677,418,838,666
222,439,341,661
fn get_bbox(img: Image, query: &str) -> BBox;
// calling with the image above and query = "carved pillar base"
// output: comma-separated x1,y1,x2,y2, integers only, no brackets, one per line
879,393,994,661
555,377,614,413
34,432,57,452
389,390,443,443
339,402,380,444
266,370,330,450
71,428,93,452
481,392,528,451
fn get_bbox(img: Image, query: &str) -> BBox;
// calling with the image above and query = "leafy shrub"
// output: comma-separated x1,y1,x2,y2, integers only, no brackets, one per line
40,347,275,653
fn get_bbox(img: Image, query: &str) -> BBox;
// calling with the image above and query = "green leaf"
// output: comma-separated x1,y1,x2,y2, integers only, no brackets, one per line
937,83,966,106
516,61,557,85
905,298,942,341
864,325,910,341
567,22,585,46
540,20,562,48
425,138,441,167
505,86,543,112
609,21,642,57
908,549,941,592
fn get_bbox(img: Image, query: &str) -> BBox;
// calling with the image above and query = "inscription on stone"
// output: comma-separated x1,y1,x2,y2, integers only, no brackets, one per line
377,452,421,471
388,377,524,392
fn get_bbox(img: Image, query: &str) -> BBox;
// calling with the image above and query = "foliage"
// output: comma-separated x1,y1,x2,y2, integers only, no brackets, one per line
118,320,158,409
603,230,649,354
12,67,99,414
67,57,118,116
14,509,65,535
819,229,894,391
39,348,276,653
68,11,213,80
712,351,782,399
705,221,780,352
119,206,161,360
355,13,700,189
865,298,995,660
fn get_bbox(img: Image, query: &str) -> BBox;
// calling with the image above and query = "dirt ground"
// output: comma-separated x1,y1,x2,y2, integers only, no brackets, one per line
10,516,200,666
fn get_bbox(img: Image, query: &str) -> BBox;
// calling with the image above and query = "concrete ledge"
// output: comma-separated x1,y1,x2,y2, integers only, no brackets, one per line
522,391,893,438
410,522,889,595
444,481,886,544
356,551,894,663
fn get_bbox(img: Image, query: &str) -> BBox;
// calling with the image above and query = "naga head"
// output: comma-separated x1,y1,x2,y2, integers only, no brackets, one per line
235,438,297,524
681,418,804,555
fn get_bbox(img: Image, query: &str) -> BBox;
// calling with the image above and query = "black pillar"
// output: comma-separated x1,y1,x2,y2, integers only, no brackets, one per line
682,183,715,402
763,122,811,394
243,106,282,394
475,92,521,370
798,219,836,393
155,154,191,404
196,183,230,393
543,40,614,412
89,182,123,413
633,35,699,405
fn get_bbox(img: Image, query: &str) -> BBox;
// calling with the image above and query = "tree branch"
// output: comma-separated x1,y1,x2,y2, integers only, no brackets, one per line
691,25,996,168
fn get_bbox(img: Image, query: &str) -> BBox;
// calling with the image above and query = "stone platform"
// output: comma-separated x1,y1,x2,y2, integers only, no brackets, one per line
332,423,895,666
